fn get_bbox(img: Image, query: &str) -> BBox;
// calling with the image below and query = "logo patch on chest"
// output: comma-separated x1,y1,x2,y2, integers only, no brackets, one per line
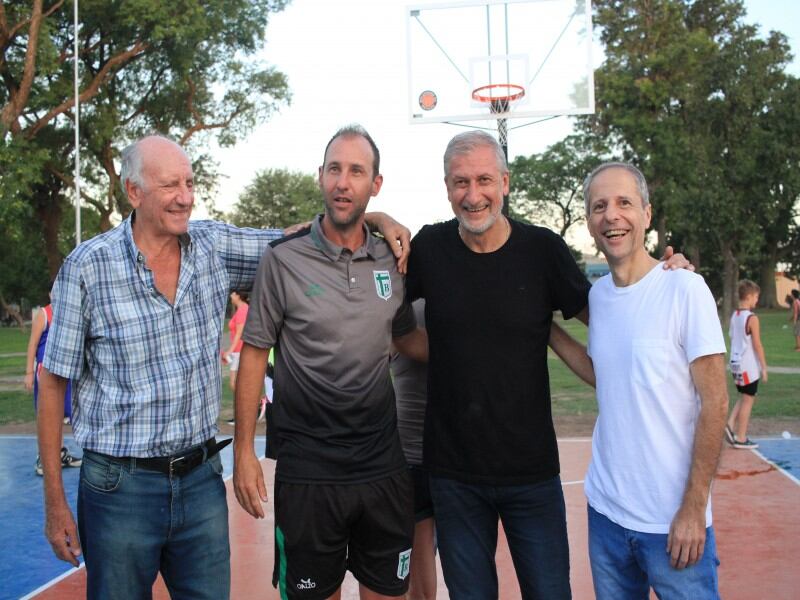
304,283,324,297
373,270,392,300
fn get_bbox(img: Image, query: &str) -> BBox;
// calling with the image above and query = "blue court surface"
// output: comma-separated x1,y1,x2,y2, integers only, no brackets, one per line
754,437,800,482
2,434,799,600
1,435,257,600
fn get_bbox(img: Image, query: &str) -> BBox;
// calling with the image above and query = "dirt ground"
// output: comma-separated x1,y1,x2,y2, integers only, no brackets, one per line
2,415,796,438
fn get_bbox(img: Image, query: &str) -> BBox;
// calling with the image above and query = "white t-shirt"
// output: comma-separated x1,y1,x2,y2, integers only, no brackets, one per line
585,264,726,534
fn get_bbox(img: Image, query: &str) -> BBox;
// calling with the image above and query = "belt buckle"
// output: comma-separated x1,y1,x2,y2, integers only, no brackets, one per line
169,454,187,476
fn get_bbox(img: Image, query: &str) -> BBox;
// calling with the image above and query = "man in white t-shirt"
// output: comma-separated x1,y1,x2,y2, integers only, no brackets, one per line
579,162,728,599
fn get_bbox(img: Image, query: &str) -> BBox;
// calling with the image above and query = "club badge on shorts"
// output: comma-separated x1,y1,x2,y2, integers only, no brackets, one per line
373,270,392,300
397,548,412,579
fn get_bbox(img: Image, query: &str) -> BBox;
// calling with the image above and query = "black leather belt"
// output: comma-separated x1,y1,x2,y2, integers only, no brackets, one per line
121,438,232,477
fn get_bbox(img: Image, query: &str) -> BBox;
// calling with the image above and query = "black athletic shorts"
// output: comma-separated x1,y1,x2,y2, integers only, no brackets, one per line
409,464,434,522
272,470,414,599
734,378,759,396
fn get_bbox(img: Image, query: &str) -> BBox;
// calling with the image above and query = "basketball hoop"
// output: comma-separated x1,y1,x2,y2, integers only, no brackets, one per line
471,83,526,114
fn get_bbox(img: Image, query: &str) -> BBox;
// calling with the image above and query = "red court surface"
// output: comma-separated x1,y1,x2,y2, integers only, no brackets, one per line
30,440,800,599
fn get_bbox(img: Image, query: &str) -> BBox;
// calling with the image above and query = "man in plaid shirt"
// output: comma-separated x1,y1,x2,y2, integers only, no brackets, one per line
36,135,409,600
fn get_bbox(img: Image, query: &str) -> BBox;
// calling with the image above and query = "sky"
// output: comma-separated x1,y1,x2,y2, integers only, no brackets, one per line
201,0,800,250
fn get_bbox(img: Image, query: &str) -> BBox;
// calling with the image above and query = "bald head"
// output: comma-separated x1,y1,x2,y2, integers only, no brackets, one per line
120,135,190,196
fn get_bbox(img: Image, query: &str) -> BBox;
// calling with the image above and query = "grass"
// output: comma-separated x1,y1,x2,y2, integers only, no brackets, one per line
550,308,800,419
0,307,796,425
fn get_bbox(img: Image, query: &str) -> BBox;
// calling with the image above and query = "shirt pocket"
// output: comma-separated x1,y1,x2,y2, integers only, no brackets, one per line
631,339,669,389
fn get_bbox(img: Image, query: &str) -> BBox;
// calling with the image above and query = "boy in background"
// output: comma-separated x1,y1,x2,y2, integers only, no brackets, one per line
25,299,81,475
726,280,768,449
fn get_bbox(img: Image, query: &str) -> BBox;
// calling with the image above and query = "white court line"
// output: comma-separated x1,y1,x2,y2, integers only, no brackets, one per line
751,448,800,487
556,437,592,443
19,563,85,600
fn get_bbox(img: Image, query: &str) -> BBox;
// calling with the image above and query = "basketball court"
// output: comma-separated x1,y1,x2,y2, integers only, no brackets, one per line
4,434,798,600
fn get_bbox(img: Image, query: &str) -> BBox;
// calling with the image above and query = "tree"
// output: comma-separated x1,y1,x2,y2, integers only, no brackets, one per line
585,0,796,317
749,76,800,306
229,168,321,229
510,134,606,237
1,0,291,283
0,195,49,325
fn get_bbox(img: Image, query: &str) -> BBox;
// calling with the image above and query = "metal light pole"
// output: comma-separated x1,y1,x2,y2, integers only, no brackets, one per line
73,0,81,246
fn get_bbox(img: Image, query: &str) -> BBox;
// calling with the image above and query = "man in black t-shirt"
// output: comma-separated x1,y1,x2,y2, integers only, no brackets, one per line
406,130,591,599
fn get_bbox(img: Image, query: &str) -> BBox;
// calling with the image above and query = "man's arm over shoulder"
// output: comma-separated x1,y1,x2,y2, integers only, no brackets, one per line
209,220,283,292
364,212,412,274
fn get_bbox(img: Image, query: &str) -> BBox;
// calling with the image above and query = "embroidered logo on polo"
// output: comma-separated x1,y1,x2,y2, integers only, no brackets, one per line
397,548,412,579
373,270,392,300
304,283,324,297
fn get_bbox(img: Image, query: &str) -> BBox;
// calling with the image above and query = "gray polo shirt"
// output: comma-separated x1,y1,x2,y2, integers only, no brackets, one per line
243,215,416,483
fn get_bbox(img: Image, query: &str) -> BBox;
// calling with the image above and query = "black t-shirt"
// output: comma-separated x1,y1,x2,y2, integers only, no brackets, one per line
406,219,590,485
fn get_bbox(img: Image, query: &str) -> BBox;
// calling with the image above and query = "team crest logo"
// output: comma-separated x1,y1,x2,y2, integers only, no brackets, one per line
373,270,392,300
397,548,412,579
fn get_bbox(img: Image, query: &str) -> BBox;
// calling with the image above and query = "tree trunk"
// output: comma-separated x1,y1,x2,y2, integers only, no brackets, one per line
758,243,779,308
687,241,701,271
656,213,667,258
32,177,65,283
720,241,738,325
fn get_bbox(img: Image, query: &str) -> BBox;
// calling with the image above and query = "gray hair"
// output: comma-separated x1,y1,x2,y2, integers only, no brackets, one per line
323,123,380,176
443,130,508,177
119,135,182,196
583,162,649,216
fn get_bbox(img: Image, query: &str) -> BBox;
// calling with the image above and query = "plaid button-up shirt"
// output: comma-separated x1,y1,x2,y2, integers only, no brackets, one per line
43,214,282,457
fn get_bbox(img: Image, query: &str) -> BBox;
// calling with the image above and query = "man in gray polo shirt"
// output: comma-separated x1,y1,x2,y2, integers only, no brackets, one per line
233,124,427,600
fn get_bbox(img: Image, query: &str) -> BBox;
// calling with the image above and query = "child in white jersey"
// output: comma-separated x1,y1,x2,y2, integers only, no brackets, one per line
726,280,768,449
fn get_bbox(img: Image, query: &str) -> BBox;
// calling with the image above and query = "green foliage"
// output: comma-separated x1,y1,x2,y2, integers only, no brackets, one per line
0,196,50,306
1,0,292,299
580,0,799,314
548,309,800,421
230,168,322,229
510,134,607,237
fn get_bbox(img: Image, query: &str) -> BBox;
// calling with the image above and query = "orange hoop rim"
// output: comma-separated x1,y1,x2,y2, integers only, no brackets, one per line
471,83,526,104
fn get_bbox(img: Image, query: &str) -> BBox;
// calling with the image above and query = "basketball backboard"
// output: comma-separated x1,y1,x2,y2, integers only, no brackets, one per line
406,0,594,124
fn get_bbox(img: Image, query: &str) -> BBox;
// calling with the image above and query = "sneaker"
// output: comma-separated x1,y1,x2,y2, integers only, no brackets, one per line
724,425,736,445
63,417,71,425
35,456,43,476
60,447,82,468
226,419,235,426
732,438,759,449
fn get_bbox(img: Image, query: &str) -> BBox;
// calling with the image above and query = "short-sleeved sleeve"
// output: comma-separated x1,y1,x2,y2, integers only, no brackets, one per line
682,276,726,363
242,245,285,350
546,232,590,319
391,299,418,338
42,257,90,380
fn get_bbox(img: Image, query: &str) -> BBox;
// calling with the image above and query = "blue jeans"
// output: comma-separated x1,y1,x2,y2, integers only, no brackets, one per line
588,505,720,600
429,475,571,600
78,449,230,600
